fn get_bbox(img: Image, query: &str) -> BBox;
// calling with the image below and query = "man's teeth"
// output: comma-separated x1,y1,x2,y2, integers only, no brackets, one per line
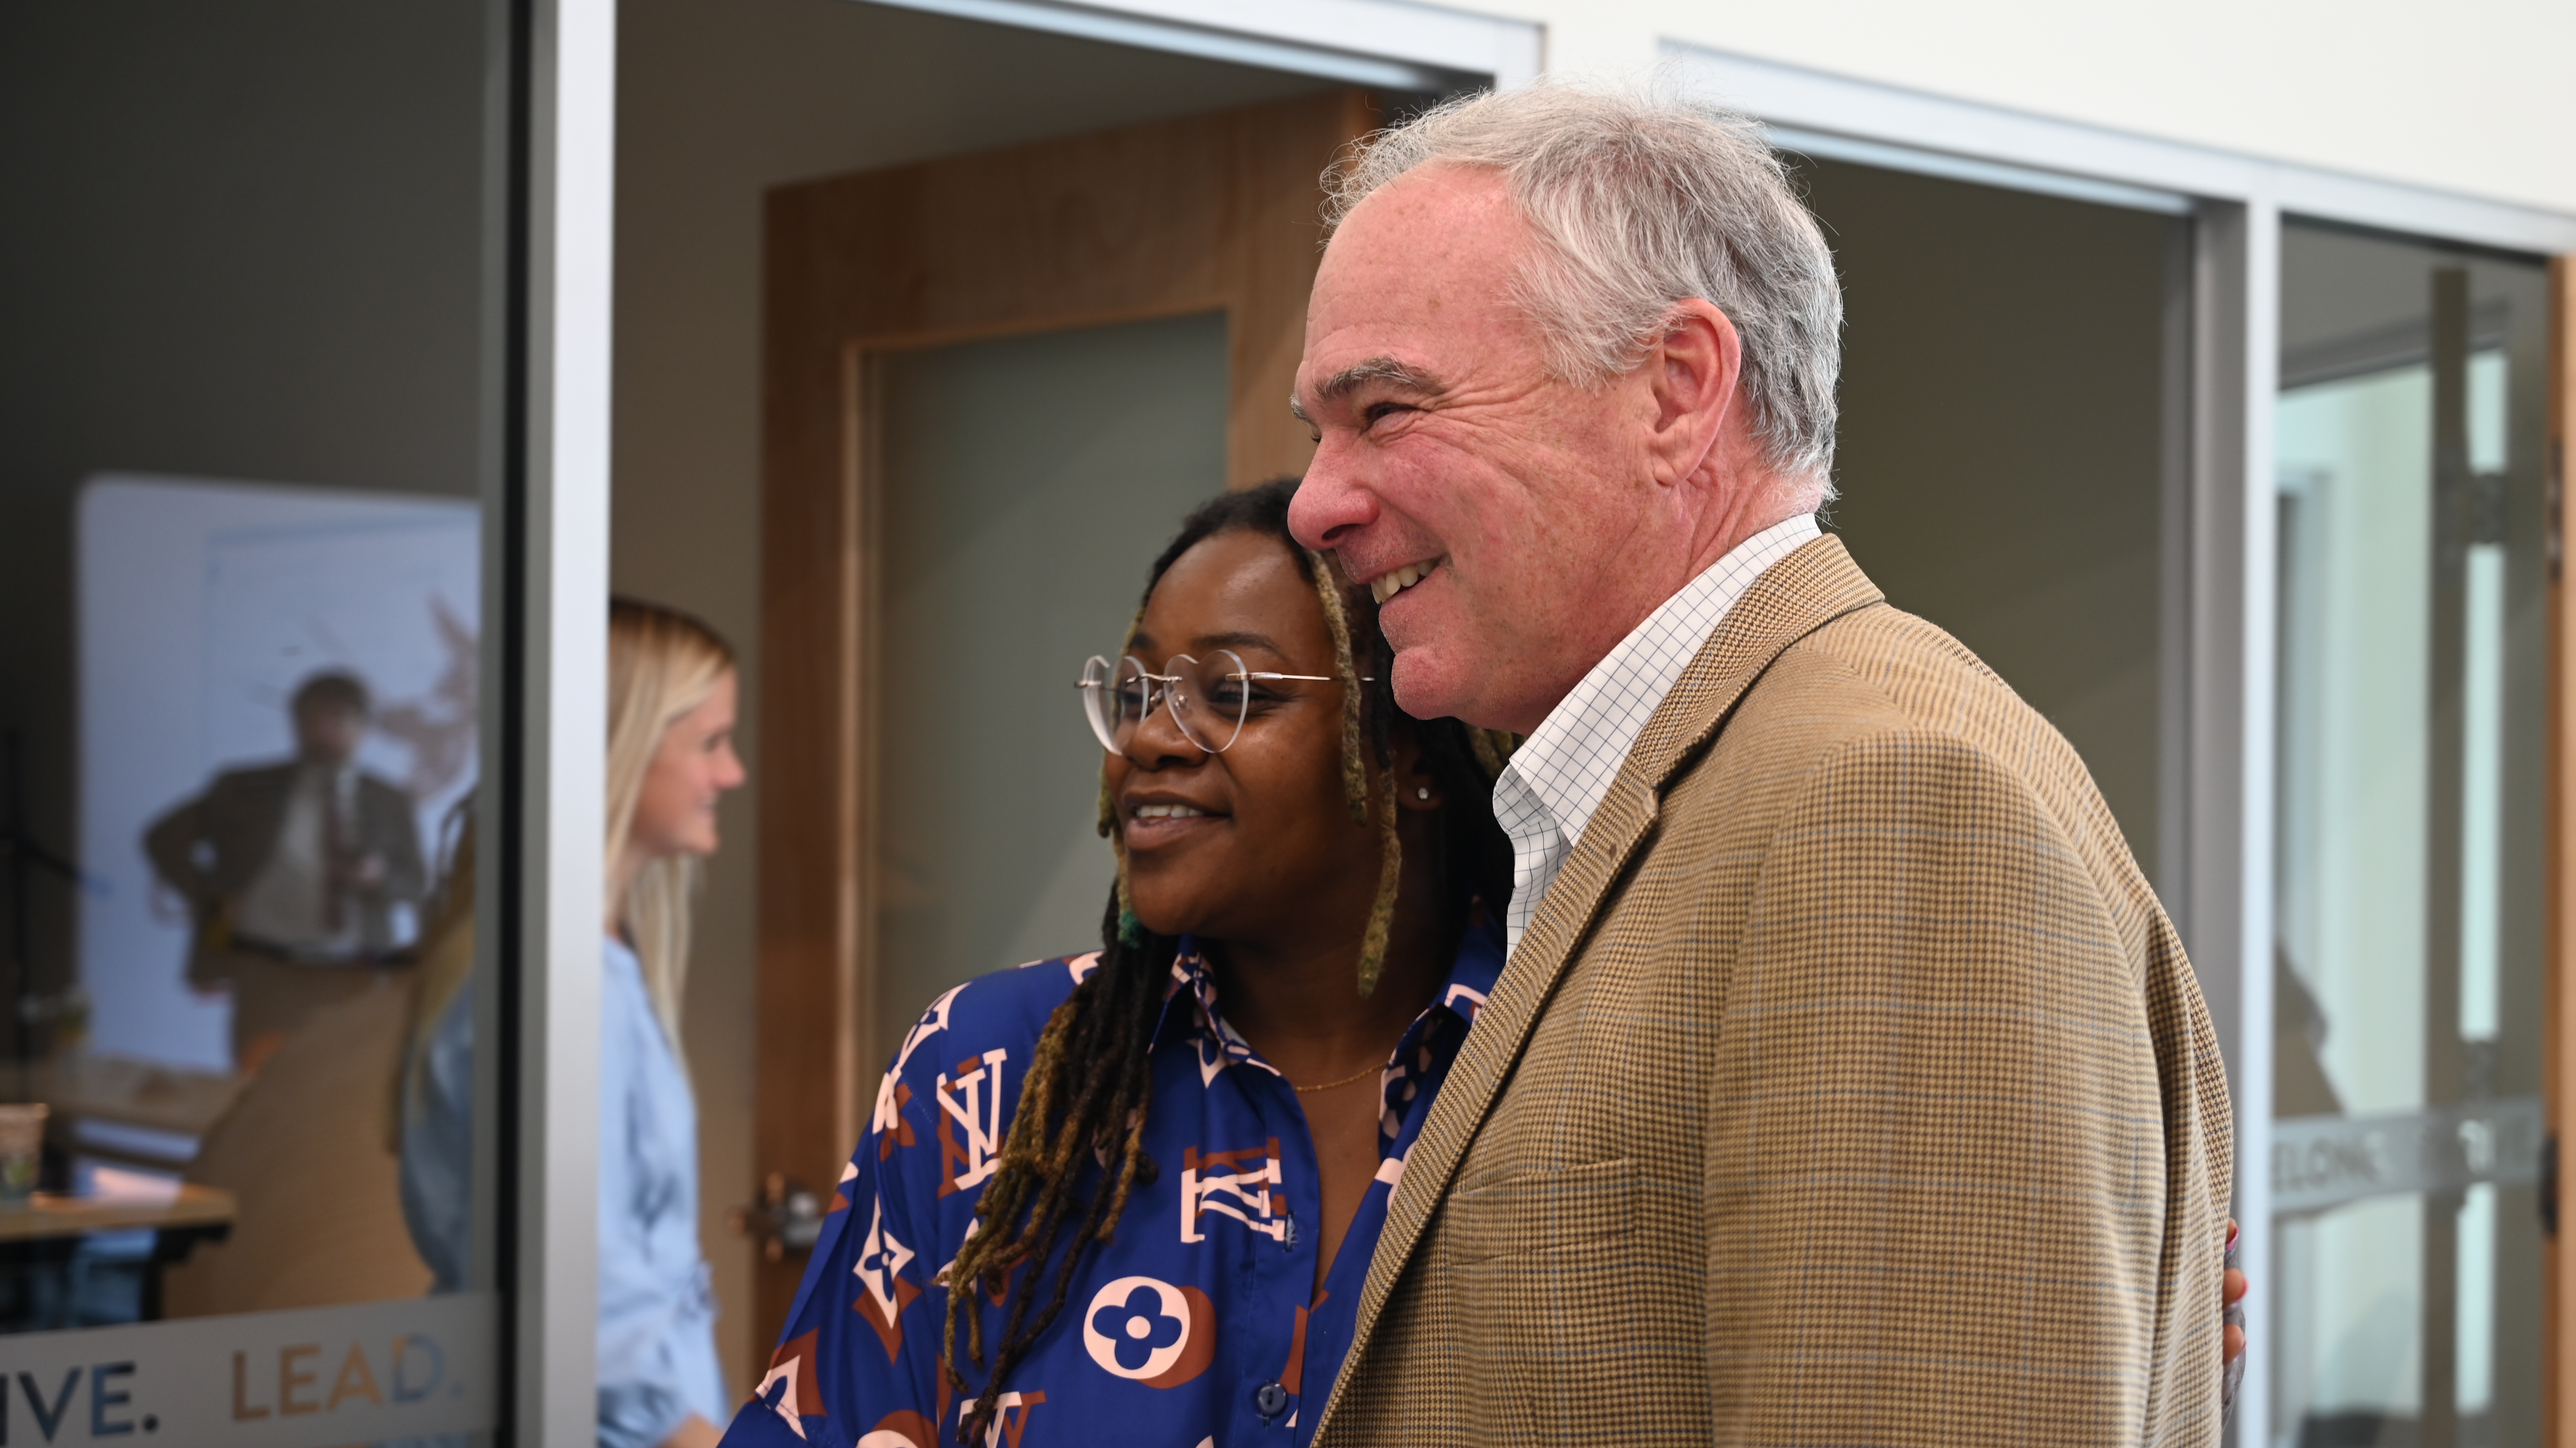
1370,559,1437,605
1132,804,1208,820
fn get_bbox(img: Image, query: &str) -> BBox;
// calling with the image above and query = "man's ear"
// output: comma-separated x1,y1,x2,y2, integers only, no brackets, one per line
1643,299,1741,489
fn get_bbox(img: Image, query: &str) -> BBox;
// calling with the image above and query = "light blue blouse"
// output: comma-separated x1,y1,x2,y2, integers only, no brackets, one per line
399,935,730,1448
398,977,473,1295
594,934,728,1445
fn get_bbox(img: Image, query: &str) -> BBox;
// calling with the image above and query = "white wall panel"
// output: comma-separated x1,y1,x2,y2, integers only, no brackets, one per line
1523,0,2576,217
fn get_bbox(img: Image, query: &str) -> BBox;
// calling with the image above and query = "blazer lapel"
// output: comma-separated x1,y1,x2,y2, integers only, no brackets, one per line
1319,537,1885,1427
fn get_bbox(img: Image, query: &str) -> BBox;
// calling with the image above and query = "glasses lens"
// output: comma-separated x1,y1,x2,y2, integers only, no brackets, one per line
1079,655,1152,753
1167,649,1249,753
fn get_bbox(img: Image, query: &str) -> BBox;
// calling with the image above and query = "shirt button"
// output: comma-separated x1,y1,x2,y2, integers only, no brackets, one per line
1254,1382,1289,1418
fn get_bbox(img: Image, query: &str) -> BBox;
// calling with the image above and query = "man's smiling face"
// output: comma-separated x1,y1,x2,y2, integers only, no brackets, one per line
1288,163,1687,734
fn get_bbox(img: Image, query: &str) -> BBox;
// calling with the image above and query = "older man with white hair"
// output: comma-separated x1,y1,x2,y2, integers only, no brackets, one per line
1289,82,2237,1445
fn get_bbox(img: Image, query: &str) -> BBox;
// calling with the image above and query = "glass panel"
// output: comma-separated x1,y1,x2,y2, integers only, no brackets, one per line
2271,221,2551,1448
0,1,505,1439
872,313,1230,1063
1788,155,2183,883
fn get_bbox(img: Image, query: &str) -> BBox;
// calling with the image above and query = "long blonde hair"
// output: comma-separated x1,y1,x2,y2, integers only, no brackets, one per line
391,804,478,1152
389,601,732,1140
606,598,736,1051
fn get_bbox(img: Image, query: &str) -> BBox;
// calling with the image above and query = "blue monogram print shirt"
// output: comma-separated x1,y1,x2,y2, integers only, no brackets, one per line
718,922,1504,1448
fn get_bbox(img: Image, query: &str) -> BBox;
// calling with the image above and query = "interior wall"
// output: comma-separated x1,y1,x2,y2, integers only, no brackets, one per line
612,0,1333,1384
1796,155,2176,879
0,0,485,1027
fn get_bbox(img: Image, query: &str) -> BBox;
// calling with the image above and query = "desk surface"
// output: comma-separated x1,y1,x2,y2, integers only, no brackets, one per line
0,1183,236,1242
1,1055,243,1140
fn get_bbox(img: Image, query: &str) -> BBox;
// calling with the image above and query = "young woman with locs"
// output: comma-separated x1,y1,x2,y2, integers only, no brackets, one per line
719,480,1514,1448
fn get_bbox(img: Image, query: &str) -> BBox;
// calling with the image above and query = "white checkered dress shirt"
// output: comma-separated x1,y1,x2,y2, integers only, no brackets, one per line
1495,514,1822,954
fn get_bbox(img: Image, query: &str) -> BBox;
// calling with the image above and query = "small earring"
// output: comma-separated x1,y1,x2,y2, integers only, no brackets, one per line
1416,787,1432,801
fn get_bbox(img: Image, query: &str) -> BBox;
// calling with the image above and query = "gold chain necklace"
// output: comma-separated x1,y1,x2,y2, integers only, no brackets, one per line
1292,1060,1383,1094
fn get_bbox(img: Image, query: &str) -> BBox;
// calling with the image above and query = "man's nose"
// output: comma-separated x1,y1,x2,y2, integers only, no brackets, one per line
1285,458,1374,552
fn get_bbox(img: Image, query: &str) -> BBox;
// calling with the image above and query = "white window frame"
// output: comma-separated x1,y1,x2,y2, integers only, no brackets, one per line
849,0,1544,92
507,0,615,1440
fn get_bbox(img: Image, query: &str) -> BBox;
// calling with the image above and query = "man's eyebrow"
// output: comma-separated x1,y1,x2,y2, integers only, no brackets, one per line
1292,357,1454,427
1314,357,1449,402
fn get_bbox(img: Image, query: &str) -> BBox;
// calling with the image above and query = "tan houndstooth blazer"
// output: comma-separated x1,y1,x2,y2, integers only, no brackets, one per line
1313,536,2234,1447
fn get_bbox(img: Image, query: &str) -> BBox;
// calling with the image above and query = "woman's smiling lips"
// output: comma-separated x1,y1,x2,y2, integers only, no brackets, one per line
1121,793,1228,847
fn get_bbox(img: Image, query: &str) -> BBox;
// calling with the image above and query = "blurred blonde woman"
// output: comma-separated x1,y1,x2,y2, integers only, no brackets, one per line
399,598,746,1448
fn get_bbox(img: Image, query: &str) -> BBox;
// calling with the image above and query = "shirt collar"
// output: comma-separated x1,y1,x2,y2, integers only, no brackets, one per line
1495,513,1820,950
1153,916,1506,1087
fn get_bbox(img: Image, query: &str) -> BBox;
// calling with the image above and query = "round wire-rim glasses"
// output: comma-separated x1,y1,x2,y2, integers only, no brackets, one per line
1076,649,1365,754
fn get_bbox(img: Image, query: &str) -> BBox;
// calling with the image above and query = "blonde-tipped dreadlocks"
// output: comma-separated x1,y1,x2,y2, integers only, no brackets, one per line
1096,604,1151,948
1094,603,1145,840
941,480,1515,1447
1304,545,1401,997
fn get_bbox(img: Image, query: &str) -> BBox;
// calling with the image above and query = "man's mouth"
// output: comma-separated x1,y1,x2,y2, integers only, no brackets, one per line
1368,556,1445,605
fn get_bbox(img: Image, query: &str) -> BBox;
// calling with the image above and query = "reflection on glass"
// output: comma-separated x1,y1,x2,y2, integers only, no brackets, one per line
2271,224,2550,1448
4,8,504,1428
31,477,481,1327
97,478,480,1075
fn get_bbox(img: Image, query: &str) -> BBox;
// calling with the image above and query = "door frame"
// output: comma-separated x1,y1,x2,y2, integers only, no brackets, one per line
752,85,1380,1350
856,0,1541,92
500,0,618,1440
2550,254,2574,1440
1663,39,2576,1445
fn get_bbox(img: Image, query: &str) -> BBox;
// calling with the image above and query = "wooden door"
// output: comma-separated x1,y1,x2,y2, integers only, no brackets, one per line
749,88,1376,1357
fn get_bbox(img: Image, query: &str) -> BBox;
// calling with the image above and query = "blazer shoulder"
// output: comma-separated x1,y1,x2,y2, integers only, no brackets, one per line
1746,600,2158,917
1673,603,1971,776
1766,600,2081,778
1794,598,2005,699
195,762,300,826
1686,599,2141,855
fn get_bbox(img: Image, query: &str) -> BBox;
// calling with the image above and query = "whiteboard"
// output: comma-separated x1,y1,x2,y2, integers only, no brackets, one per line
78,474,479,1071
